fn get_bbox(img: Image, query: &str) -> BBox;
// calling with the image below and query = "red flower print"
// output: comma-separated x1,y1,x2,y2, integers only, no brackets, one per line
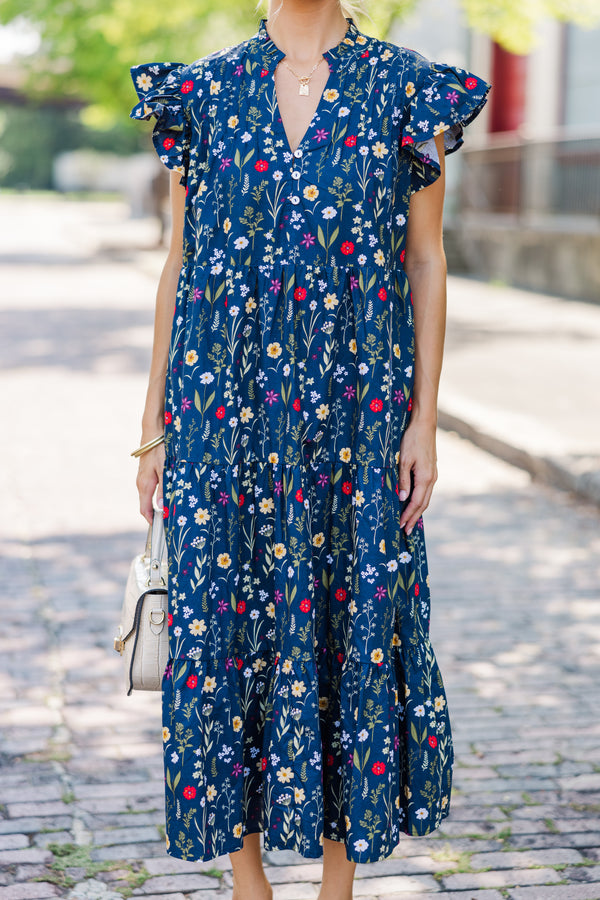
337,652,344,663
327,753,334,766
295,488,303,502
162,506,169,519
261,756,267,770
408,398,412,411
340,241,354,255
378,287,387,301
344,135,357,147
335,588,347,602
300,598,311,613
361,51,369,58
162,137,175,151
370,397,383,412
400,249,406,263
181,80,194,94
342,481,352,494
293,397,301,411
167,613,173,627
372,761,386,776
239,493,245,506
255,159,269,172
465,77,478,90
401,135,415,146
294,287,307,301
216,406,226,419
260,68,269,77
186,675,198,689
164,410,172,424
428,735,438,748
415,583,420,596
236,657,243,669
237,599,246,614
183,785,196,799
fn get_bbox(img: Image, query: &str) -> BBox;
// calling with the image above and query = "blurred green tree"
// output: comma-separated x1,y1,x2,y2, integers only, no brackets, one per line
0,0,598,122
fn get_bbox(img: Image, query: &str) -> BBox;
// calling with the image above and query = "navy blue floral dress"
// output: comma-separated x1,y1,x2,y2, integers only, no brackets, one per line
130,17,490,864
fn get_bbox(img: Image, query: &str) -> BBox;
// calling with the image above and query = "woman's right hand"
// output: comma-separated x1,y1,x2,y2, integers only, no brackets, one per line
136,442,166,525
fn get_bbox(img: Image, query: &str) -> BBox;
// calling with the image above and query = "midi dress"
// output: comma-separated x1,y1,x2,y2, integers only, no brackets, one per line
129,17,491,865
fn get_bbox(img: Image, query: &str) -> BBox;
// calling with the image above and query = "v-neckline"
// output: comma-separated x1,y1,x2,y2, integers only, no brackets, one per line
272,62,333,157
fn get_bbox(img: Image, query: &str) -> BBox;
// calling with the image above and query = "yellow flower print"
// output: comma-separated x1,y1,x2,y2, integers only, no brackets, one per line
207,784,217,801
324,292,339,309
348,599,357,614
228,115,239,128
441,795,449,809
405,81,416,97
395,794,400,808
240,406,254,422
223,217,232,233
276,766,293,783
374,249,385,266
323,88,339,101
259,497,274,514
273,542,286,558
316,403,329,420
245,296,257,313
233,822,243,837
291,679,306,696
354,489,365,506
356,34,367,45
339,446,352,463
165,833,170,849
174,415,181,432
319,696,329,710
434,695,446,711
217,552,231,568
303,184,319,201
194,507,210,525
345,815,351,830
313,532,325,547
372,141,388,158
393,343,401,358
349,338,357,354
434,122,450,135
379,538,386,553
404,784,412,798
210,80,221,94
189,618,207,635
232,716,243,731
405,684,410,697
392,632,400,646
136,72,153,92
282,658,293,673
203,675,217,692
370,648,384,664
252,657,267,673
267,342,282,357
294,787,305,803
266,601,275,618
381,48,393,61
185,349,198,365
162,727,171,741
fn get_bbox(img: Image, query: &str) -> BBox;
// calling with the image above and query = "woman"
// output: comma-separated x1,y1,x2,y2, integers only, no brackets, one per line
130,0,490,897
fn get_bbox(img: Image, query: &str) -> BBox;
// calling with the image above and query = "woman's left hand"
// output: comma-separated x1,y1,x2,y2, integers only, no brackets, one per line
398,417,438,535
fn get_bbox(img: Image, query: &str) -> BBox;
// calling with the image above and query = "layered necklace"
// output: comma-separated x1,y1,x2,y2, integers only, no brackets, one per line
271,20,348,96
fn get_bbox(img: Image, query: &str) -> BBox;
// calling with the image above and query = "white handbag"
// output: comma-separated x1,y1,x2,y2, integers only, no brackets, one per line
114,508,169,695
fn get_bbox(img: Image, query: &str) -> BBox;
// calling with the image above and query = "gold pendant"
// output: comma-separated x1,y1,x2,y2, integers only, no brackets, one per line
299,79,310,96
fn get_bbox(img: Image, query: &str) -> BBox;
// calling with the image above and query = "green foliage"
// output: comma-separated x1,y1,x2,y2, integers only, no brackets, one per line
462,0,600,54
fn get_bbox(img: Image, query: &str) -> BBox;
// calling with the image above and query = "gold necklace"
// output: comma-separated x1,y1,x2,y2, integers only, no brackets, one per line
283,57,324,96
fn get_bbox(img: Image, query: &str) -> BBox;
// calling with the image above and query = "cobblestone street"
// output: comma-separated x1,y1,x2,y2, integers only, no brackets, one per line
1,195,599,900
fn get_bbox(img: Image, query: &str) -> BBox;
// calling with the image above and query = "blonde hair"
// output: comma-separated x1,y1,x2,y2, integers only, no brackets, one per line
256,0,369,25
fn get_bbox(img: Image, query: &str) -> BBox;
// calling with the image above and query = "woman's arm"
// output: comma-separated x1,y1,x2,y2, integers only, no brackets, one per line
136,170,187,524
398,132,447,535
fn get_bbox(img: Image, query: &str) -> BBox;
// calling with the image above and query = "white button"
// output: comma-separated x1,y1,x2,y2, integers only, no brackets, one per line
291,170,301,180
294,148,303,158
290,195,300,205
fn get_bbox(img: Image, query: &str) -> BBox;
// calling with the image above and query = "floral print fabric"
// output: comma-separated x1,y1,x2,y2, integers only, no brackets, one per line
130,17,490,864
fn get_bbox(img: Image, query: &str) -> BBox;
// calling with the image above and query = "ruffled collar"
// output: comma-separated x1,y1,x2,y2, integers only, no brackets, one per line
253,17,363,69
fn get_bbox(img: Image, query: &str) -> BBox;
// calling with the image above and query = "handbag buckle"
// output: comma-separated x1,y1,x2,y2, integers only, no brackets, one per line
114,625,125,655
149,609,166,626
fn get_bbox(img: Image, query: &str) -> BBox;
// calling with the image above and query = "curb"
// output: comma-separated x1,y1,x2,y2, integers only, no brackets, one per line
438,408,600,508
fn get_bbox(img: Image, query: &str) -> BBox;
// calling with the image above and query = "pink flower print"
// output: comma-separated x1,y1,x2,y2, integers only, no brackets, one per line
343,384,357,400
217,598,228,614
269,278,282,294
232,762,244,777
374,585,387,601
317,472,329,488
235,64,243,76
314,128,330,142
181,396,192,412
349,276,359,289
219,157,232,171
445,89,459,105
217,490,230,505
300,233,316,249
264,390,279,405
193,288,204,301
393,389,405,404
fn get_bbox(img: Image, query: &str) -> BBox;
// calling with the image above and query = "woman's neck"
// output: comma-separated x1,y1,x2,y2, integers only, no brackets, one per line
265,0,349,66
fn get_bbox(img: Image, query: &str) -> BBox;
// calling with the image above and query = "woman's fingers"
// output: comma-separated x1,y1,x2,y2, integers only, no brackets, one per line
400,465,437,534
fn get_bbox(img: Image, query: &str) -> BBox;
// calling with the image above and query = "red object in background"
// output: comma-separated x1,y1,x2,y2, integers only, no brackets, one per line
489,42,527,133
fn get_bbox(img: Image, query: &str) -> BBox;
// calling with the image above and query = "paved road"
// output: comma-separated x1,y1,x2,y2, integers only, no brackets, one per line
1,194,599,900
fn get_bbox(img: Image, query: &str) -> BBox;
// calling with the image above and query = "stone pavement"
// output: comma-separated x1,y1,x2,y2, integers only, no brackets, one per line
1,193,599,900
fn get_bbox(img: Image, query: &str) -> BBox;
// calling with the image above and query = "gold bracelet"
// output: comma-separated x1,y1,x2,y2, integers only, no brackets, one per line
131,433,165,458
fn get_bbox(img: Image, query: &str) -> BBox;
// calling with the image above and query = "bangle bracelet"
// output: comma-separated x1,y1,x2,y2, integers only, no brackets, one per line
131,433,165,458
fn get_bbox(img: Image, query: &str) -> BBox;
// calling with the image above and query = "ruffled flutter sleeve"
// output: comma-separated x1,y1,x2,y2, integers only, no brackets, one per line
129,61,192,186
400,58,491,194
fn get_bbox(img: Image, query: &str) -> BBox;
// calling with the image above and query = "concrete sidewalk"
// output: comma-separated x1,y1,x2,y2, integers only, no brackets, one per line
1,194,600,900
